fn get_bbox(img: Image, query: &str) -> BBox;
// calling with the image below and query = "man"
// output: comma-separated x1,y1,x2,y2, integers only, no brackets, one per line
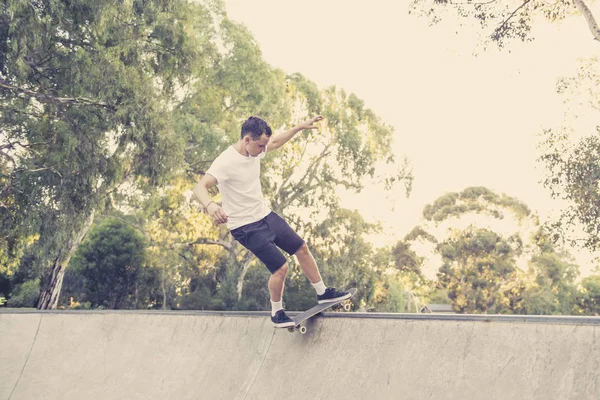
193,115,350,328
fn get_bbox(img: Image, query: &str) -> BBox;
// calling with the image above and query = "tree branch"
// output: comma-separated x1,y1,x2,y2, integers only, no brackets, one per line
275,141,311,197
0,141,49,151
279,143,332,200
0,79,113,108
0,149,16,170
574,0,600,42
188,237,232,250
494,0,532,35
25,166,63,176
450,0,496,4
279,182,321,210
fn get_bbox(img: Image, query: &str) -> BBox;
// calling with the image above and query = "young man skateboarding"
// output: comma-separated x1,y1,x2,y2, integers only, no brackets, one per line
193,115,350,328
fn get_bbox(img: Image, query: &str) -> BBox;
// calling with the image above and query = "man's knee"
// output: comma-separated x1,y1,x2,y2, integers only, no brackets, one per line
272,262,289,277
294,242,309,256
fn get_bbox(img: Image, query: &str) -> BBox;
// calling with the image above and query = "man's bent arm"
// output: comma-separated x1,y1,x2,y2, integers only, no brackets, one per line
193,174,228,224
193,174,217,208
268,115,323,151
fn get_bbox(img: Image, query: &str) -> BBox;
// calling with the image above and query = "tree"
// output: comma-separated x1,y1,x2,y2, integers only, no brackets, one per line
423,186,532,222
410,1,600,253
405,186,583,314
517,252,579,314
409,0,599,49
369,276,410,313
437,227,522,313
1,0,206,308
538,57,600,252
140,176,228,310
63,218,160,309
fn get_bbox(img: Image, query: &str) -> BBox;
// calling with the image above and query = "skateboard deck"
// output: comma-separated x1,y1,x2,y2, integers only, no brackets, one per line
283,288,357,334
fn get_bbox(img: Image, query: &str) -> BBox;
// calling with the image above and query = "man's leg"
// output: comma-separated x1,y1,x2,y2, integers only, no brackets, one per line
230,217,294,327
268,262,288,302
267,262,294,327
293,243,322,284
267,211,349,303
294,242,351,303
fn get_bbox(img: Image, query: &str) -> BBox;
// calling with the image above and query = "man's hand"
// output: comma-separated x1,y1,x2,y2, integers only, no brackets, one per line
207,202,228,225
297,115,323,131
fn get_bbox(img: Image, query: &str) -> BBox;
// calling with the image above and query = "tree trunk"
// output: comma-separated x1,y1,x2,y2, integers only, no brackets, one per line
161,268,167,310
37,210,95,310
574,0,600,42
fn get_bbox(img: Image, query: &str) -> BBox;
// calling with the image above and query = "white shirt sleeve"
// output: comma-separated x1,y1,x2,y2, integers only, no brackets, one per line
206,155,228,183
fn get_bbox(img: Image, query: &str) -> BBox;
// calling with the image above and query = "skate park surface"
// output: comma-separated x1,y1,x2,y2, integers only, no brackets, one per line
1,310,599,400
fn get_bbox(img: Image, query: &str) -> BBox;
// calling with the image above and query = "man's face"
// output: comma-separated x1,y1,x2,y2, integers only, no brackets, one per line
244,133,269,157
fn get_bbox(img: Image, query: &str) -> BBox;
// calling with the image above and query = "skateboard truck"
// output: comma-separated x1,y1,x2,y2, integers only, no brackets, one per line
288,325,308,334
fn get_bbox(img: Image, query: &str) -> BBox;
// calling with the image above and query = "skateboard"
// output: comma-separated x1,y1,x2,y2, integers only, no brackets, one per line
284,288,357,334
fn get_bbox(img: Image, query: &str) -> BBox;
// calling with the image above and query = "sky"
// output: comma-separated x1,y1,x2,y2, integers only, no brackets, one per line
223,0,600,276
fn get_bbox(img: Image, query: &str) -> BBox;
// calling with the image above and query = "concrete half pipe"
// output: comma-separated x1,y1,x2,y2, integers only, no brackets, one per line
1,311,598,400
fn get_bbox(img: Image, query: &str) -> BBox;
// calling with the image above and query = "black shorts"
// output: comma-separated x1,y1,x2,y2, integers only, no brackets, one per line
230,212,305,273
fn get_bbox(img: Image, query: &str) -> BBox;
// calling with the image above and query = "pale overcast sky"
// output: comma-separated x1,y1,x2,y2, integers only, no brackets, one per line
224,0,600,276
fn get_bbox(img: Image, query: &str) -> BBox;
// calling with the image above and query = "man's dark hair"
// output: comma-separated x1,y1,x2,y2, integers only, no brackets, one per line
241,116,272,140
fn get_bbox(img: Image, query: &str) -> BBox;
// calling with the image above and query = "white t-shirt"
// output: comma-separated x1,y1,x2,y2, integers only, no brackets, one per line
206,145,271,230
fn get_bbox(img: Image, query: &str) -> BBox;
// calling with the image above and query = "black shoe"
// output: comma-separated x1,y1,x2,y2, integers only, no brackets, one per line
271,310,294,328
317,287,351,304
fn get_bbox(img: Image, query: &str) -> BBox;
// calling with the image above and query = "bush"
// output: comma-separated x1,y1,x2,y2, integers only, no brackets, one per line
6,279,40,308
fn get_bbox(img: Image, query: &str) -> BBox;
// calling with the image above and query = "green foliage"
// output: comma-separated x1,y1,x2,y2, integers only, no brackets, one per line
437,227,520,313
422,186,531,223
266,75,412,220
391,241,425,278
516,253,580,315
398,187,586,315
237,265,271,311
578,275,600,315
63,218,159,309
6,279,39,308
1,0,207,308
178,260,227,311
307,209,379,306
280,271,319,312
536,58,600,252
539,127,600,251
179,287,222,311
428,288,451,305
404,226,438,243
370,278,408,313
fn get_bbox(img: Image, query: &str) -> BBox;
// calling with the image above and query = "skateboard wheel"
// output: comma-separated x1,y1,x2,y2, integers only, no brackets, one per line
287,327,295,333
299,326,307,334
344,303,351,311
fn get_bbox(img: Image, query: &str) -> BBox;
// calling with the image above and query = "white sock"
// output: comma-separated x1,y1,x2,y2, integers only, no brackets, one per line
311,280,327,295
271,300,283,317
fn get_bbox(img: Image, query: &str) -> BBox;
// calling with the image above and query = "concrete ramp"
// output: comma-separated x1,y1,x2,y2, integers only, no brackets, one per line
1,311,599,400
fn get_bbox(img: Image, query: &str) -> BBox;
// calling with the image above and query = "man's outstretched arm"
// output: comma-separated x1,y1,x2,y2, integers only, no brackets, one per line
268,115,323,151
